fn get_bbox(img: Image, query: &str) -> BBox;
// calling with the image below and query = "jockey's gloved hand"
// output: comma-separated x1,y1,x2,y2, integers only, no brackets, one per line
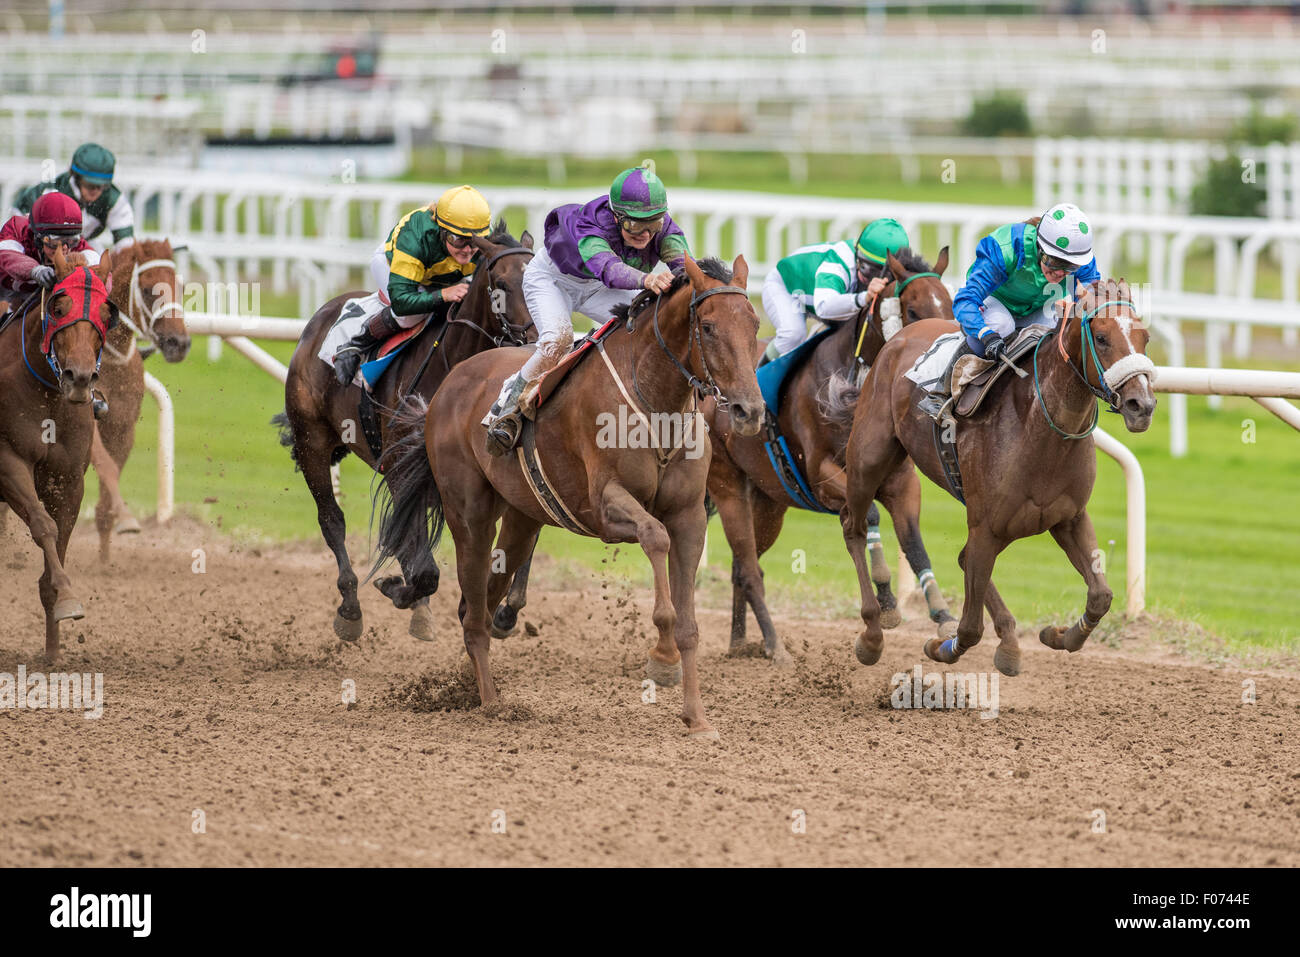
983,335,1007,363
32,265,56,289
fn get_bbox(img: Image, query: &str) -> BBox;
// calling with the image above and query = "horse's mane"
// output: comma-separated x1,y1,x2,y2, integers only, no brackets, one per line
891,246,933,275
611,257,734,323
130,237,174,261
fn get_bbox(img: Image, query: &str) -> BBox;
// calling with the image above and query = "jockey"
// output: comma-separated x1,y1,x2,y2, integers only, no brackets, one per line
761,217,910,360
0,192,101,304
12,143,135,250
918,202,1101,419
332,185,492,385
482,163,691,456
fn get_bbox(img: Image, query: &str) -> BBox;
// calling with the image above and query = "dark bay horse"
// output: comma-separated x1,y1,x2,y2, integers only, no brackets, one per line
372,256,765,738
275,221,535,642
830,279,1157,676
706,247,958,662
0,247,118,659
90,238,191,560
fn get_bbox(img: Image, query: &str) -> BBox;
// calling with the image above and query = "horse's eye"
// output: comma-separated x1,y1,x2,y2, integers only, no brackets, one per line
701,322,716,337
1096,335,1109,347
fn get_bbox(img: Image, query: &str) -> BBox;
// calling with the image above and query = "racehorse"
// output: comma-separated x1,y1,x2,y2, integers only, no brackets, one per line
829,278,1157,676
274,221,535,643
90,238,191,560
0,246,118,659
371,255,764,738
706,247,958,662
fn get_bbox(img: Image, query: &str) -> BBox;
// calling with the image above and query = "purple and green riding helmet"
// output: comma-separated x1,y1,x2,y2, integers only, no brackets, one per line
609,164,670,221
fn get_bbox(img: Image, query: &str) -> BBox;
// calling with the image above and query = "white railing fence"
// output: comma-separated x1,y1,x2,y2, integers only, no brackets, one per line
1034,138,1300,220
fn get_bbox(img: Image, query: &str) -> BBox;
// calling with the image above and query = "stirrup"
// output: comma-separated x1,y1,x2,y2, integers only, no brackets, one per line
917,392,951,423
92,391,110,420
484,411,522,457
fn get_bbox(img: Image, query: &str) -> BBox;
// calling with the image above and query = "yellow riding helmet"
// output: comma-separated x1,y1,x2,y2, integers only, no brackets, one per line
433,185,492,237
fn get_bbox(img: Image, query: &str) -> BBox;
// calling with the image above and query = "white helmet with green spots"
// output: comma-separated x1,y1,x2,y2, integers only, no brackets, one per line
1037,202,1093,266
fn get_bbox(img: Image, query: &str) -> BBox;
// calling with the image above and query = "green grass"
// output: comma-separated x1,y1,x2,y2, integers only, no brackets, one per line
403,146,1035,208
116,335,1300,656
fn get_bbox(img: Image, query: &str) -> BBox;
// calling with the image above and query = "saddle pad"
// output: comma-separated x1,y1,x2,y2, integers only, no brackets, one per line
903,332,966,389
755,326,835,416
532,314,623,411
318,291,385,369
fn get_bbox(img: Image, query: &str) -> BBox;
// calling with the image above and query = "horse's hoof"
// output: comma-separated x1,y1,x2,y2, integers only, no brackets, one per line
854,632,882,666
1039,626,1064,650
924,637,959,664
936,617,959,641
993,644,1021,677
408,604,435,642
879,607,903,630
114,516,141,535
53,599,85,622
644,656,683,687
490,604,518,639
333,613,363,642
687,727,720,743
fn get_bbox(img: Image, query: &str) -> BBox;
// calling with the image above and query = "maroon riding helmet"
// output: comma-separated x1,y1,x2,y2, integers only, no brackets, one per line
31,192,84,253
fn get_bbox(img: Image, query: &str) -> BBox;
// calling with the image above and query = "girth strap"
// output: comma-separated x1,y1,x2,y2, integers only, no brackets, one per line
516,418,596,536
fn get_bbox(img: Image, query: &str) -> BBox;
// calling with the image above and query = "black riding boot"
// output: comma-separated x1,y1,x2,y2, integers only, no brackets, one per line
333,307,402,386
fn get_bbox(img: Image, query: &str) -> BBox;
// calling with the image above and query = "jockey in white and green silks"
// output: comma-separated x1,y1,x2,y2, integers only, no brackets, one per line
761,218,911,360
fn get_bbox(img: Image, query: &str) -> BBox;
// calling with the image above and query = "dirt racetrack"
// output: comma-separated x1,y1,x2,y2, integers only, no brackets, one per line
2,515,1297,867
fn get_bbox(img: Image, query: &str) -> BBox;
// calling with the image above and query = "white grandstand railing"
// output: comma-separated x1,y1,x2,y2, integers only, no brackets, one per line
1034,138,1300,220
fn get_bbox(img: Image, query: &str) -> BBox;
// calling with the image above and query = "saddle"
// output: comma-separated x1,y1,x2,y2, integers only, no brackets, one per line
952,326,1050,418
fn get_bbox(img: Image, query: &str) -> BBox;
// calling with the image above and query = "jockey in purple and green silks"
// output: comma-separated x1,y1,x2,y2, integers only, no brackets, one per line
482,163,692,456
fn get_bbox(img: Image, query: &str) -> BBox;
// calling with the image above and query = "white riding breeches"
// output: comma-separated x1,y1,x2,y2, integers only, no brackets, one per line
491,245,639,408
761,267,809,358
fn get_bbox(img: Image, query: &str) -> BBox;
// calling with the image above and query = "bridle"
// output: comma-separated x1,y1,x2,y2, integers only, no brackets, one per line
443,245,535,349
104,255,183,362
1032,296,1156,439
644,281,751,411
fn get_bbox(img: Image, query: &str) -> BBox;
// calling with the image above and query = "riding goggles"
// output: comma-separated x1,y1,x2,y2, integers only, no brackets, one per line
1040,253,1080,274
618,215,664,237
443,230,473,250
39,233,79,248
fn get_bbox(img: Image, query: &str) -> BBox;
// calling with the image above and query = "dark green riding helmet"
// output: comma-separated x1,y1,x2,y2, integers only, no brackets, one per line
70,143,116,186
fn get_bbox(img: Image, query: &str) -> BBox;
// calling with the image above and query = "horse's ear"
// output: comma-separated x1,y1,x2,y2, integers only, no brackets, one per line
886,250,907,281
935,246,950,277
731,253,748,290
683,255,705,289
520,230,534,250
53,244,68,274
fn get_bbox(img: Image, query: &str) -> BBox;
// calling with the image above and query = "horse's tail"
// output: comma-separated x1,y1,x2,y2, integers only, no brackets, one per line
368,395,445,589
817,365,867,467
270,410,299,469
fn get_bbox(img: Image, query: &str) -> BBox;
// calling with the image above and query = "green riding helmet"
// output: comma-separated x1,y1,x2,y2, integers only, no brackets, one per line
608,164,669,219
855,218,910,265
70,143,116,185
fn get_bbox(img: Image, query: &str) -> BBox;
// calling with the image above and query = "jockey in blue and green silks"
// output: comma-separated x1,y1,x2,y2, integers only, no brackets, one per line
954,202,1101,363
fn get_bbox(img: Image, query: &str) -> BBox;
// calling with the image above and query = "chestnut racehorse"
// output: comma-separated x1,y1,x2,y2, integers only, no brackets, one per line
705,247,958,663
372,256,765,738
831,279,1157,676
275,221,535,643
90,238,191,560
0,247,118,659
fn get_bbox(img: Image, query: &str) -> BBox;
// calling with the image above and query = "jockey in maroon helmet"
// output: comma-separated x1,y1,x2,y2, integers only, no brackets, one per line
0,192,100,302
